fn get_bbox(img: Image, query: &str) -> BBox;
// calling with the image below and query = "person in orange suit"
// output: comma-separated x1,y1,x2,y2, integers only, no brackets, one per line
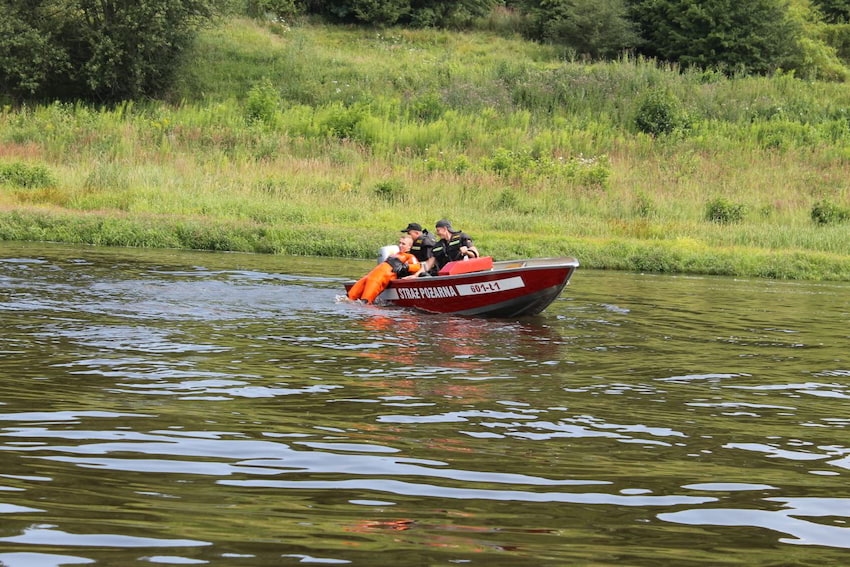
348,235,420,304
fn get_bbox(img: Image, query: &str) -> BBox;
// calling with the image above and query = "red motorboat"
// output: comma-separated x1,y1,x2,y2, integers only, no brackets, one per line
344,256,579,317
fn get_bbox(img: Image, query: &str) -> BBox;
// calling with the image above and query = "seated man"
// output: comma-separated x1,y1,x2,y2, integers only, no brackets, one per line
422,219,479,275
347,235,420,304
400,222,436,265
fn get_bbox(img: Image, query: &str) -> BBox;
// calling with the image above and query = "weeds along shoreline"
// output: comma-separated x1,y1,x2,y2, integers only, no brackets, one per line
1,20,850,281
3,208,850,281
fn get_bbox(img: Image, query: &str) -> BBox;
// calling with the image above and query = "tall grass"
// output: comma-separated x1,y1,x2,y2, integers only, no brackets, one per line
2,19,850,280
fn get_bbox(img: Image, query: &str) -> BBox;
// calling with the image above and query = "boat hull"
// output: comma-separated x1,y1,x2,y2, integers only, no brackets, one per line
345,257,578,317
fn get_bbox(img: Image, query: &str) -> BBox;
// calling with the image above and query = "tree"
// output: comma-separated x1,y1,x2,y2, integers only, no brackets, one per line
304,0,499,27
522,0,639,58
0,0,225,102
783,0,850,80
0,1,71,97
812,0,850,22
409,0,501,27
627,0,799,74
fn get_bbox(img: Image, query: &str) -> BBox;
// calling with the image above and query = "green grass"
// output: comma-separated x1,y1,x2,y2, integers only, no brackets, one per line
2,19,850,280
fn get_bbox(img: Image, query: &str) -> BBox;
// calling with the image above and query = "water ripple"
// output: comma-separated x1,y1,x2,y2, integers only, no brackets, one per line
220,479,716,506
0,526,210,548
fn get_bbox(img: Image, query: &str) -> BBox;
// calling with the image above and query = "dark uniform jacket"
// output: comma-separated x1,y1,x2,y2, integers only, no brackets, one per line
410,232,436,264
432,231,475,273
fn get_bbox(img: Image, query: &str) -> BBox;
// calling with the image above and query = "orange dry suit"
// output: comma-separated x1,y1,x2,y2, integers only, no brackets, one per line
348,252,420,304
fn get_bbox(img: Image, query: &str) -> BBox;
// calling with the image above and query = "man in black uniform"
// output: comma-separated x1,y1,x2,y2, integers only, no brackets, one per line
400,222,436,266
426,219,479,275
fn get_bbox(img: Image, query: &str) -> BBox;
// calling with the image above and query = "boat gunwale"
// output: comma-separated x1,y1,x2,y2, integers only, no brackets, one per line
390,256,579,286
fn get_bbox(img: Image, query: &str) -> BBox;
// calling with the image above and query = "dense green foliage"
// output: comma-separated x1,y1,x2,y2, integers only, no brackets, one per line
246,0,302,21
519,0,639,58
633,89,689,136
705,197,747,224
814,0,850,23
0,0,223,101
627,0,796,74
0,2,70,97
302,0,500,27
514,0,850,79
811,199,850,224
0,161,56,189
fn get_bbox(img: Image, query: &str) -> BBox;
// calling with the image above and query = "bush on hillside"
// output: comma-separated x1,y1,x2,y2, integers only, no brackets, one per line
0,162,56,189
705,197,747,224
319,102,370,139
811,199,850,224
634,89,689,136
351,0,410,26
373,179,406,202
409,92,446,121
245,79,281,124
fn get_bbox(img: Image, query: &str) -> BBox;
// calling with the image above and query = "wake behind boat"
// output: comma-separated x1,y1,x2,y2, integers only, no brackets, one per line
344,256,579,317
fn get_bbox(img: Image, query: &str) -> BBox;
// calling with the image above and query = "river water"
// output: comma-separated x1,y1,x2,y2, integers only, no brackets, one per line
0,242,848,566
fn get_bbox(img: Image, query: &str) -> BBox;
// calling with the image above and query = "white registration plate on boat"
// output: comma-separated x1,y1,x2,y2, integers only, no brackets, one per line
456,276,524,296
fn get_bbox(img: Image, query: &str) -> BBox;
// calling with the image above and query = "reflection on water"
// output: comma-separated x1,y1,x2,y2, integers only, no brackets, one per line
1,242,849,566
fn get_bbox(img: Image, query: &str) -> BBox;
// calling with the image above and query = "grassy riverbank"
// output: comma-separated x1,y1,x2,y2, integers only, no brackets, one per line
2,19,850,279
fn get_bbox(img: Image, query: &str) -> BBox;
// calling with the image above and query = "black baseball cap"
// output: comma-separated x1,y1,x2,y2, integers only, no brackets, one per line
401,223,422,232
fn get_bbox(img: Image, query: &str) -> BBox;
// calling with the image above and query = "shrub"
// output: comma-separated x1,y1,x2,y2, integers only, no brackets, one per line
449,154,471,174
409,91,446,121
353,0,410,26
373,179,406,202
0,161,56,189
245,79,281,124
705,197,747,223
246,0,303,21
634,89,688,136
319,102,370,140
484,147,534,176
569,154,611,189
811,199,850,224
